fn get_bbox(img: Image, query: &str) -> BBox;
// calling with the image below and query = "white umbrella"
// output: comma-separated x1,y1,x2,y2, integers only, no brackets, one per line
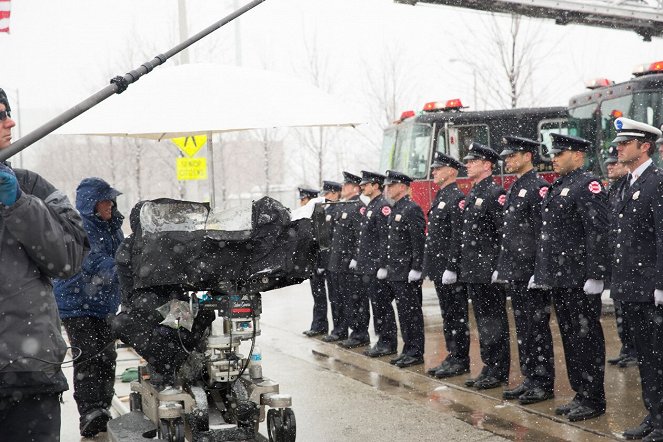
56,63,365,139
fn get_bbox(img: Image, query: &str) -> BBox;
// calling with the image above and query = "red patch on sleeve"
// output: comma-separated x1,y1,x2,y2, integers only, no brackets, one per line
498,194,506,206
539,186,548,198
458,200,466,210
588,181,602,194
360,206,366,215
381,206,391,216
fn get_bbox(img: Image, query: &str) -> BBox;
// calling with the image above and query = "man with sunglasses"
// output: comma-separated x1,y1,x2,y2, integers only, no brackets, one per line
0,88,89,441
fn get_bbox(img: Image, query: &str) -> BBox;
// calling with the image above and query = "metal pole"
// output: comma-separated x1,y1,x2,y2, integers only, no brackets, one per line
207,131,216,209
0,0,267,162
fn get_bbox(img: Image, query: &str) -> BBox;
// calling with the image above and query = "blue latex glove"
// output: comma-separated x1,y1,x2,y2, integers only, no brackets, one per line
0,164,20,206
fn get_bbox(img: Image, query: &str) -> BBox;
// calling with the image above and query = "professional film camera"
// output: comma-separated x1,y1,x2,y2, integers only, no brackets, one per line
108,197,325,442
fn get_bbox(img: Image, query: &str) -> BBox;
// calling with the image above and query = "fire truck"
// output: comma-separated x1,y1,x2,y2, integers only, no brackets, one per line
380,60,663,213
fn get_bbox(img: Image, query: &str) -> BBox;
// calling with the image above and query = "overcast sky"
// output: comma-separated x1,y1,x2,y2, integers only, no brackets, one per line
1,0,663,135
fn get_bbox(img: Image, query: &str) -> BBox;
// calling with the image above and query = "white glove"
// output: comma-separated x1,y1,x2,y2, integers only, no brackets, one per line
349,259,357,270
316,268,325,275
377,268,388,280
441,270,457,285
491,271,499,283
408,269,422,283
527,275,550,290
583,279,604,295
655,289,663,306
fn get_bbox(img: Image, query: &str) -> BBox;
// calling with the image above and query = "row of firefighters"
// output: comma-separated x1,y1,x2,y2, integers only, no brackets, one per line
297,117,663,441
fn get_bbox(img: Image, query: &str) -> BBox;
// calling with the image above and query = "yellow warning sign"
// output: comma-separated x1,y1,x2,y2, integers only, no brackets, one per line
176,158,208,181
171,135,207,158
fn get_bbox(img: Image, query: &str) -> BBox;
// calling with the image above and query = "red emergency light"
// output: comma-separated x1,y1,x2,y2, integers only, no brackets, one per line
232,307,252,314
585,78,614,90
632,60,663,77
422,98,465,112
399,110,415,121
611,109,623,118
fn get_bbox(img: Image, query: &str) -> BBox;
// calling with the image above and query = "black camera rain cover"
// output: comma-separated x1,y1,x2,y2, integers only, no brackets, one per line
130,197,317,293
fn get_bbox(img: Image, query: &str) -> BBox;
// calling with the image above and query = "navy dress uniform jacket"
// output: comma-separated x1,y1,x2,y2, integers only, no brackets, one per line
611,164,663,302
422,183,464,279
355,195,390,276
534,168,610,288
327,195,365,274
380,196,426,281
459,176,506,283
496,170,549,282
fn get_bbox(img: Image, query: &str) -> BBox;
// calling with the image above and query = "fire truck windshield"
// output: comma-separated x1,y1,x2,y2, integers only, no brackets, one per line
380,120,433,179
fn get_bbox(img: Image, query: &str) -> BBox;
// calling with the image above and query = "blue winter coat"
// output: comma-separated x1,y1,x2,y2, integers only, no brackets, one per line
54,178,124,319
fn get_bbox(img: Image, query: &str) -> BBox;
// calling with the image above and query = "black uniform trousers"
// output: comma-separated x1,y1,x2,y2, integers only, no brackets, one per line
0,393,62,442
467,283,510,380
613,300,637,359
62,316,117,417
622,302,663,430
339,273,370,340
509,282,555,390
433,280,470,364
383,280,425,358
325,271,347,339
308,271,329,333
552,288,606,409
364,276,397,349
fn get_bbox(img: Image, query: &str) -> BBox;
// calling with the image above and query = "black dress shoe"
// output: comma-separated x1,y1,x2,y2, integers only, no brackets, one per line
390,354,406,365
321,334,344,342
364,345,397,358
624,416,654,440
473,376,507,390
80,409,111,438
567,404,605,422
619,356,639,368
303,329,326,337
427,360,450,376
607,354,625,365
554,399,581,416
338,337,370,349
502,383,528,400
395,355,424,368
643,429,663,442
434,361,470,379
518,387,554,405
464,374,486,387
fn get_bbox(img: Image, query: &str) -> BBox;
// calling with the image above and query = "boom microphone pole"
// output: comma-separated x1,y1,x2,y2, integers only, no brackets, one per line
0,0,267,162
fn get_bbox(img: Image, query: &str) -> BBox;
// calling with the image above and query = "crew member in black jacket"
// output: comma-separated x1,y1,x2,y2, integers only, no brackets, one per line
496,136,555,405
610,117,663,441
423,152,470,378
352,171,398,357
459,142,511,390
532,133,609,422
378,170,426,368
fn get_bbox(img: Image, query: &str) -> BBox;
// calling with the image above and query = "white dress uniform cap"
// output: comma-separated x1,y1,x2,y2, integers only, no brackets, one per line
612,117,662,143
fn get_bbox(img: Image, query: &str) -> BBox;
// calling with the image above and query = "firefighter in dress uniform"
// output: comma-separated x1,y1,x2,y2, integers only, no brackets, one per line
351,171,398,357
423,152,471,379
496,136,555,405
327,172,370,349
377,170,426,368
300,187,329,337
319,180,345,343
459,142,511,391
610,118,663,441
532,133,609,422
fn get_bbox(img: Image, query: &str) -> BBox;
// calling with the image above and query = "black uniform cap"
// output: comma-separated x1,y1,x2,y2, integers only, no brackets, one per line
547,133,591,155
463,142,500,164
499,135,541,157
603,144,618,165
0,88,11,114
321,180,342,194
298,187,319,200
359,170,385,186
383,170,413,186
431,151,464,170
612,117,662,144
342,171,362,185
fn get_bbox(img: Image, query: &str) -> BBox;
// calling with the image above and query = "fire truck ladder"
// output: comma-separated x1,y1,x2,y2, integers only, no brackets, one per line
394,0,663,41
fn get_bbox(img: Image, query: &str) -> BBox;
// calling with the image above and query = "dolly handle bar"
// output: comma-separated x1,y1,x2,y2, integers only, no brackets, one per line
0,0,267,162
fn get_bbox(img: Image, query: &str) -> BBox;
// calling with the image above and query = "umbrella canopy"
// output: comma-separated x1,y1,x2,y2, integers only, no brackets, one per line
56,63,365,139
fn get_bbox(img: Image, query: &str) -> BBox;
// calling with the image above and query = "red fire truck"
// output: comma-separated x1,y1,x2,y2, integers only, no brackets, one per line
380,60,663,213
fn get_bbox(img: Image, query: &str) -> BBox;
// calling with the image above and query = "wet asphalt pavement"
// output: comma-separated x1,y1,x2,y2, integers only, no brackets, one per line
60,280,641,441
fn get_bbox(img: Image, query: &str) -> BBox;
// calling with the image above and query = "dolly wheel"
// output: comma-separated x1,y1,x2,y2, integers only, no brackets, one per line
282,408,296,441
129,392,142,412
267,409,283,442
159,418,185,442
